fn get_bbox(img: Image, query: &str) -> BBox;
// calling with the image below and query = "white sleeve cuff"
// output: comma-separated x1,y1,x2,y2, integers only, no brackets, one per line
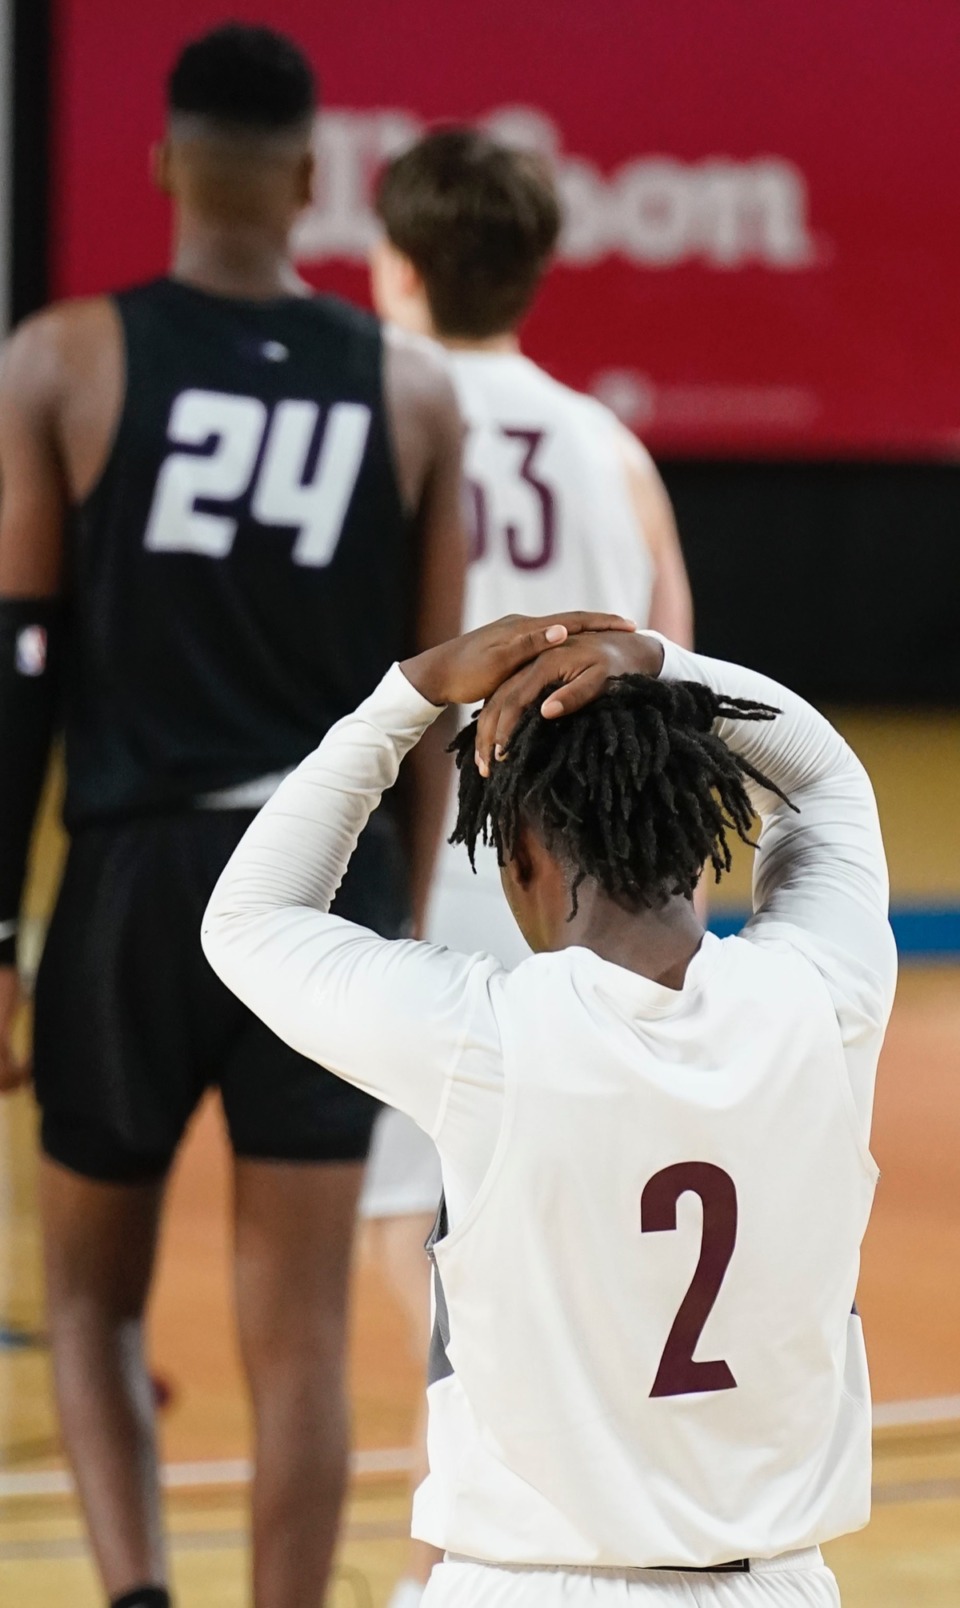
652,633,699,685
361,661,445,739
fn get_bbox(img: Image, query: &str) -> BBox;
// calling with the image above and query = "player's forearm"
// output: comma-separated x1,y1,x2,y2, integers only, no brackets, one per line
0,598,62,965
657,638,864,813
655,635,890,916
202,665,441,970
201,666,482,1128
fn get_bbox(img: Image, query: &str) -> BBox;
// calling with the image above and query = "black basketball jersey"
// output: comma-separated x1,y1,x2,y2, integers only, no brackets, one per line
62,278,415,828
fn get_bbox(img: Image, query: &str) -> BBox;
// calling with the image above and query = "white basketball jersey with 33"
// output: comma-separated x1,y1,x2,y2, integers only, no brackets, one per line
449,349,655,635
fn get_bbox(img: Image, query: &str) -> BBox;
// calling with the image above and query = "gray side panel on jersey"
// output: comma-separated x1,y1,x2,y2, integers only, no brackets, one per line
428,1264,454,1386
426,1195,454,1386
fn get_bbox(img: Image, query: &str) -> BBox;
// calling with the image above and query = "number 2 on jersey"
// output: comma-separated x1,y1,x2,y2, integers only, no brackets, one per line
144,388,371,567
641,1162,738,1397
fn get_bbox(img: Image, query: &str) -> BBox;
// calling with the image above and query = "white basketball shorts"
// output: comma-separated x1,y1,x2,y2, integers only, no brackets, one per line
425,850,532,972
423,1551,840,1608
360,1105,442,1219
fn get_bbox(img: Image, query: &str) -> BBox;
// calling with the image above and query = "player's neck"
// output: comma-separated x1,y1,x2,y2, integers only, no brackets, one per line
439,332,520,355
558,890,705,991
171,218,310,301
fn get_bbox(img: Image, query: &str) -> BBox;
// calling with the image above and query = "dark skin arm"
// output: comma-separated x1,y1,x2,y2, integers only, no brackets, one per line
383,328,467,933
0,299,122,1091
0,317,67,1089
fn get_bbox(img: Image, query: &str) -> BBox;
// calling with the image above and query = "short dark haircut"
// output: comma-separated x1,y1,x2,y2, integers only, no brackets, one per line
168,23,317,133
375,127,562,339
451,676,793,914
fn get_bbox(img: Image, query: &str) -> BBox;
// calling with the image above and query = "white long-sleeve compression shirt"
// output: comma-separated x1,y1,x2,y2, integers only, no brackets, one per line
201,637,897,1225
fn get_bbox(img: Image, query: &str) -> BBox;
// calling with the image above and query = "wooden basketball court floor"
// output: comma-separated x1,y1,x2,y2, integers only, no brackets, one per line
1,711,959,1606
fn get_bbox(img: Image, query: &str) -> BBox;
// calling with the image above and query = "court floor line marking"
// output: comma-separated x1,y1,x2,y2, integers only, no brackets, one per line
5,1489,960,1565
0,1445,412,1499
872,1395,960,1428
0,1518,409,1562
1,1396,958,1499
873,1479,960,1506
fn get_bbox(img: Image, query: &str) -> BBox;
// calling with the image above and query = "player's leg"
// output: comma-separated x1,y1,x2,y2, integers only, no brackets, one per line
385,1238,439,1607
223,1034,378,1607
221,805,411,1608
40,1158,168,1599
367,1212,437,1605
33,818,216,1607
361,1107,444,1606
231,1155,364,1608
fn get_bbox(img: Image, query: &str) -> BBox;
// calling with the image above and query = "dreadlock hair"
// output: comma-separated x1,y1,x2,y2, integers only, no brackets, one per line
450,674,795,916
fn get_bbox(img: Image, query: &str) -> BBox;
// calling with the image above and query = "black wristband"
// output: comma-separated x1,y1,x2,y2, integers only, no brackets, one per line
0,597,61,945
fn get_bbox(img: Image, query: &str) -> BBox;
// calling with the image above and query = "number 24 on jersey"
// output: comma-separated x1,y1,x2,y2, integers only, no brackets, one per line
144,388,371,568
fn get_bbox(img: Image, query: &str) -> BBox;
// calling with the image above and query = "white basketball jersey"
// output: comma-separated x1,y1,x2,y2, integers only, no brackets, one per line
416,936,877,1568
449,351,655,632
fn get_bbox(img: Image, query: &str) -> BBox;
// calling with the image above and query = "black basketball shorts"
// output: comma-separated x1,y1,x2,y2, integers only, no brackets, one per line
33,806,410,1183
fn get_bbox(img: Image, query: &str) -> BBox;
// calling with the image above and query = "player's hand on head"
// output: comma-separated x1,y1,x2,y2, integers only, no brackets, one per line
0,967,31,1095
475,630,665,776
400,612,636,710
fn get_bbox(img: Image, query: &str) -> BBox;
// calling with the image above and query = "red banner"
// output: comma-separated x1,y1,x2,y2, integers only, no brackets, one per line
52,0,960,458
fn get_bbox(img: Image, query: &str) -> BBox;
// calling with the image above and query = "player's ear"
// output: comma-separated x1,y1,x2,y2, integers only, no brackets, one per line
369,233,399,320
370,237,430,331
510,827,536,890
295,148,316,210
151,139,173,197
395,248,424,302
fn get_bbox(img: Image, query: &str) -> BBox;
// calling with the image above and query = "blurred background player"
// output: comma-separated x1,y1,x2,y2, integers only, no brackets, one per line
0,25,464,1608
362,126,693,1608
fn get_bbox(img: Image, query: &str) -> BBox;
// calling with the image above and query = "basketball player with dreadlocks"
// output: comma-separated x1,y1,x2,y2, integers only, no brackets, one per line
0,25,465,1608
203,614,896,1607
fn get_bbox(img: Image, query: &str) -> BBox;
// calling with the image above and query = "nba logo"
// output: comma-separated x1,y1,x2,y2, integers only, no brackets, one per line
15,624,47,677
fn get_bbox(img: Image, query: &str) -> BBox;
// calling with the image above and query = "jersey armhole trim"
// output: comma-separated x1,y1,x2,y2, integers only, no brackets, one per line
425,959,492,1147
378,323,422,526
829,1007,881,1184
760,932,881,1184
69,297,129,514
429,979,517,1252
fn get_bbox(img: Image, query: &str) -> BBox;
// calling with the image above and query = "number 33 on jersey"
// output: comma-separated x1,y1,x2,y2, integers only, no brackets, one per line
144,387,372,567
449,350,656,633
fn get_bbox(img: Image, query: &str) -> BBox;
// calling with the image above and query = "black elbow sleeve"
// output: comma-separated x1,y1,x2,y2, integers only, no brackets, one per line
0,598,62,965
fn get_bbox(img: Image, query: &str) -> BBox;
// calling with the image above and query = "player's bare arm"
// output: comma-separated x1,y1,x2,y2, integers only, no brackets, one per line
0,312,67,1090
0,299,121,1091
383,326,468,931
615,426,693,648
